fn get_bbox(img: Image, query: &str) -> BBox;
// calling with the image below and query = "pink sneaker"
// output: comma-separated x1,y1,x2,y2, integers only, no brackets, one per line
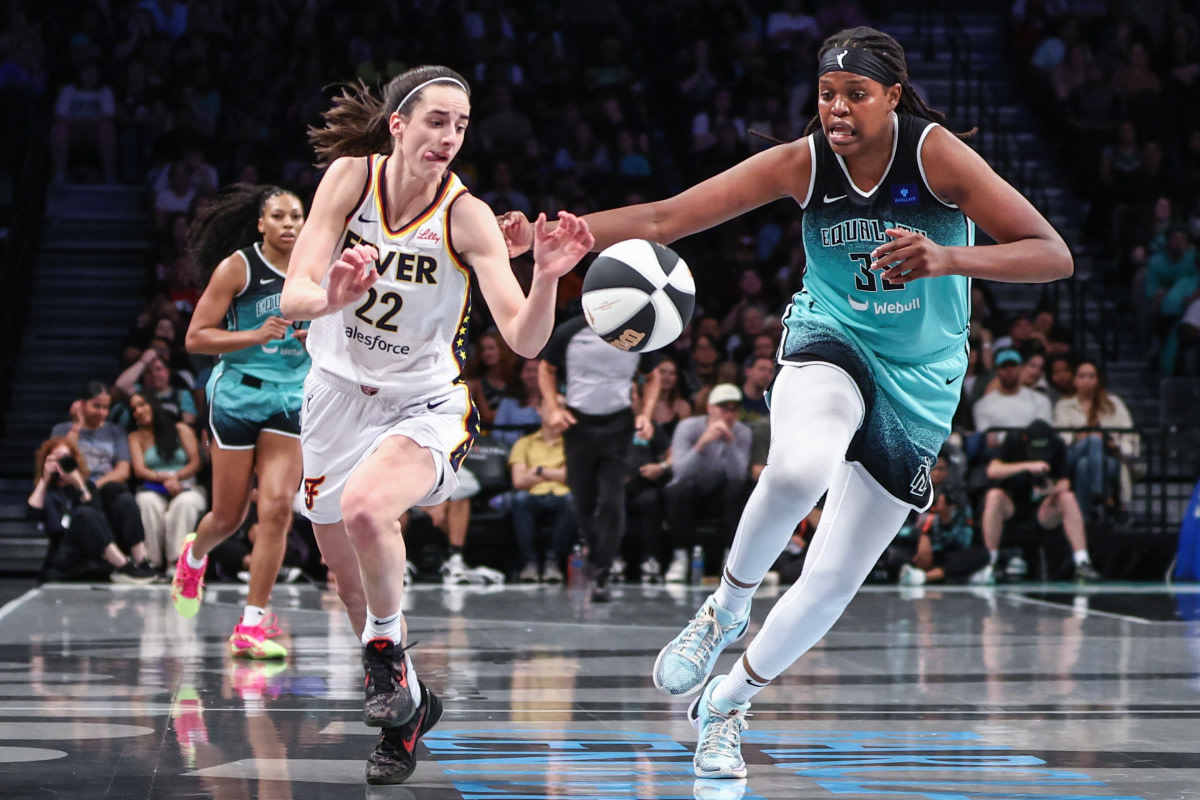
171,533,206,618
229,615,288,660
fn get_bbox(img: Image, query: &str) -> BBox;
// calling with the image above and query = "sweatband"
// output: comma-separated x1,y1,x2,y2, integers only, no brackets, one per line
818,47,900,87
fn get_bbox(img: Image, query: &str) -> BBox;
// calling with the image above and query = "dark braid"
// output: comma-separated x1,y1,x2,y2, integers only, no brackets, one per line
187,184,298,282
803,27,974,140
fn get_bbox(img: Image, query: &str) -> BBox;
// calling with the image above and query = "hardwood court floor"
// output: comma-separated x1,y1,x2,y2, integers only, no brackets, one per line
0,578,1197,799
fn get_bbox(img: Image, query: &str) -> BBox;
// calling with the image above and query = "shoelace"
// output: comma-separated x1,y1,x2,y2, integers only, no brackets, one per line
256,614,282,639
366,640,418,693
677,609,726,667
700,706,748,758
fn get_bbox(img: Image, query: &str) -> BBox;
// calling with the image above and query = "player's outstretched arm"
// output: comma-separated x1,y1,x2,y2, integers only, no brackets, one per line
498,139,809,256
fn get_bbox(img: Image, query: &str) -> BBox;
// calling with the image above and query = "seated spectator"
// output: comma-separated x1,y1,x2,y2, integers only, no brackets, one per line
113,350,197,426
662,384,753,583
28,437,155,583
1052,361,1137,519
1031,305,1073,358
509,396,576,584
1143,227,1200,371
49,59,116,183
954,334,994,432
980,419,1100,583
465,331,516,431
679,333,721,404
992,311,1043,353
153,160,198,231
972,348,1053,448
127,392,206,571
492,358,542,446
1045,354,1076,405
52,382,148,546
625,418,672,583
739,355,774,422
893,454,991,586
645,357,692,437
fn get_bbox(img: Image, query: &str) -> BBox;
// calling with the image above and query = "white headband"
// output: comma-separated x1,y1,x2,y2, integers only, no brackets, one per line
396,77,468,113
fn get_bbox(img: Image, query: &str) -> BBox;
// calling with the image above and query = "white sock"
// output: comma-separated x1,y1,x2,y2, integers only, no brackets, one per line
989,549,999,566
241,605,265,628
1073,550,1091,566
714,659,768,706
713,570,756,618
186,547,206,569
363,610,403,645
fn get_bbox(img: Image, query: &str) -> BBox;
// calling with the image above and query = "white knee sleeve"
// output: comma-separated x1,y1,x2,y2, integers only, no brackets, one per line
724,363,864,585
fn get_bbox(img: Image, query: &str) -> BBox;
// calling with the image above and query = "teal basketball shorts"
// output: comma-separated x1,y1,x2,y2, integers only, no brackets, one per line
206,367,303,450
778,304,966,510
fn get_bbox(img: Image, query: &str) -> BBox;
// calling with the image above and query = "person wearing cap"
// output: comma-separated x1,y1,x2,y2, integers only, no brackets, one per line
661,383,753,583
972,347,1053,449
980,419,1100,583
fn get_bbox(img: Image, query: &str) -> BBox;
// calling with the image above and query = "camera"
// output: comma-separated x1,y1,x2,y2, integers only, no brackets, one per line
57,455,78,473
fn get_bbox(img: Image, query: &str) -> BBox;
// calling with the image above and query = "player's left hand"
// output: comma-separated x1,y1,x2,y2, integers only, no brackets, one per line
870,228,953,284
532,212,594,281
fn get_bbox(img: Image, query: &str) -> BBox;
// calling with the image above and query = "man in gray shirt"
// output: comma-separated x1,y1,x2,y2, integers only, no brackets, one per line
662,383,753,582
539,315,661,602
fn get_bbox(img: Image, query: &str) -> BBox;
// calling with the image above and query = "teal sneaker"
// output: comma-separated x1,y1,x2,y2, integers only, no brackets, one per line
688,675,750,779
652,595,749,696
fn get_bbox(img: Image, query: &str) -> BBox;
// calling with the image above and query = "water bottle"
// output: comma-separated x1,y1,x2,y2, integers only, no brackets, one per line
568,544,586,588
690,546,705,585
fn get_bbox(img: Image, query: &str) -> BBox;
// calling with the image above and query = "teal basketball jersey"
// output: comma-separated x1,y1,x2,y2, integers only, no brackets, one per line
219,244,310,384
799,113,973,362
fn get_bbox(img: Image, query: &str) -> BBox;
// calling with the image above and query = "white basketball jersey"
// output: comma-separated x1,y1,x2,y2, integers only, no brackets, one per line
308,155,473,391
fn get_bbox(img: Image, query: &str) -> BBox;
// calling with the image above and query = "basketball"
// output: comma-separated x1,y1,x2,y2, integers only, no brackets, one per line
580,239,696,353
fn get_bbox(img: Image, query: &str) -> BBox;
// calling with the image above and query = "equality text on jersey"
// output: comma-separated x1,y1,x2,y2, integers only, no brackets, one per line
343,230,439,284
820,219,927,248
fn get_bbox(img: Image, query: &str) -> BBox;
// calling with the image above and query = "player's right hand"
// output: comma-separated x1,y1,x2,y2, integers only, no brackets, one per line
326,244,379,309
253,316,291,344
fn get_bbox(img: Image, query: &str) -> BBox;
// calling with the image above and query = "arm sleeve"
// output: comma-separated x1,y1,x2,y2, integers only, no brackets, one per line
508,436,529,468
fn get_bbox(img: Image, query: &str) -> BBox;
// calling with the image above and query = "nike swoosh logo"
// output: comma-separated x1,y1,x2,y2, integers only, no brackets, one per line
259,277,276,284
824,194,847,203
402,705,427,752
358,213,375,224
946,374,963,385
427,398,450,410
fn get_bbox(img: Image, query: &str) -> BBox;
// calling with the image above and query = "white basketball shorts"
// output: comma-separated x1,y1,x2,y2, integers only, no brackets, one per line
299,368,477,524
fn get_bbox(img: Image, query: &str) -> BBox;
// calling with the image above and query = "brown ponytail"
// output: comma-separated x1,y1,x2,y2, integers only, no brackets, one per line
309,66,471,168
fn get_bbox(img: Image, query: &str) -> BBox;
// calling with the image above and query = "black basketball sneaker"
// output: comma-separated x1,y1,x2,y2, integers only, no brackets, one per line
362,638,417,727
366,680,443,785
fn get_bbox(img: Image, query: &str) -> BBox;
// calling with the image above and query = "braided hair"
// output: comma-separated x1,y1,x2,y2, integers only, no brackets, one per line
309,65,471,168
803,27,974,140
187,184,298,281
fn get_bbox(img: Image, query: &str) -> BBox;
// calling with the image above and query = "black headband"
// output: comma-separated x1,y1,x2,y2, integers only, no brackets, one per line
818,47,900,88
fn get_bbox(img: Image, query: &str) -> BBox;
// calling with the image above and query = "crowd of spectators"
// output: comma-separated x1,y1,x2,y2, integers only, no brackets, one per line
14,0,1157,588
1013,0,1200,376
